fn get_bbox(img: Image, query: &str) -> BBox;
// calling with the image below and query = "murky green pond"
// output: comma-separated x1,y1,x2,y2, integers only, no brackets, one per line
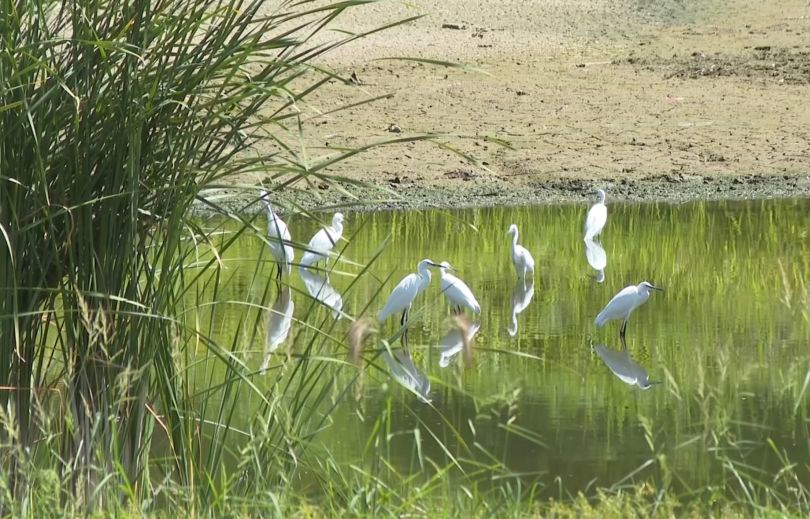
191,199,810,501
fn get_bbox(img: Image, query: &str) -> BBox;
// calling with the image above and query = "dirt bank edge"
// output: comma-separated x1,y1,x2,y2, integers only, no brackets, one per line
195,174,810,216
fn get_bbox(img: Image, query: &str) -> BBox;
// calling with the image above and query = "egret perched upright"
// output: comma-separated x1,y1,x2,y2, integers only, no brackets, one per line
300,212,344,268
584,189,607,241
595,281,663,340
378,259,443,326
260,286,295,372
259,190,294,277
507,224,535,279
438,261,481,314
594,344,658,390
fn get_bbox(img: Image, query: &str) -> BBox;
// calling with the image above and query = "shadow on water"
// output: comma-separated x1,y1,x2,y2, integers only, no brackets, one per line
593,343,658,390
508,278,534,337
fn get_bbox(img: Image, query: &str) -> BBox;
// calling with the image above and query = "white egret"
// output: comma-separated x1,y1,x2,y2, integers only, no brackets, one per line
584,189,607,241
507,224,535,279
260,286,295,372
439,319,481,368
377,259,442,325
438,261,481,314
299,267,343,319
595,281,663,340
594,344,658,390
584,238,607,283
300,212,344,268
508,277,534,337
259,190,294,276
382,347,431,403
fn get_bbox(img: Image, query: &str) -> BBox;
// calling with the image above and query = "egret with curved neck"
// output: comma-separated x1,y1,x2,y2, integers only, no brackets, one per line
378,259,442,331
507,224,535,279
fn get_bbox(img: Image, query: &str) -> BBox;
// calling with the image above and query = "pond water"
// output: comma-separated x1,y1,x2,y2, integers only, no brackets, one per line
193,199,810,501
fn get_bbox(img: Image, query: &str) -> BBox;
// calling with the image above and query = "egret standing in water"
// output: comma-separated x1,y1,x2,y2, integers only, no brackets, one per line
259,190,294,277
300,212,344,268
507,224,535,279
378,259,443,326
595,281,663,341
584,189,607,241
438,261,481,314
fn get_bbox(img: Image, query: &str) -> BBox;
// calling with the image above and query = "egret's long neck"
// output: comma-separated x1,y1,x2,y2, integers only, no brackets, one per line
418,265,432,290
332,221,343,236
511,230,519,250
598,192,606,204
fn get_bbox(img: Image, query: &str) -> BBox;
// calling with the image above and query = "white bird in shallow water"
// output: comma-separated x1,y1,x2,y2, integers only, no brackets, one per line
259,190,294,277
438,261,481,314
595,281,663,340
300,212,344,268
594,344,659,390
378,259,443,325
584,189,607,241
507,224,535,279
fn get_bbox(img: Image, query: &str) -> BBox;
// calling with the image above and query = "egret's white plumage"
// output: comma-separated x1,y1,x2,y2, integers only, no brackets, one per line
378,259,441,323
439,320,481,368
260,287,295,372
584,238,607,283
584,189,607,241
594,344,657,390
300,212,344,267
299,267,343,319
438,261,480,314
507,224,535,279
595,281,662,338
260,190,294,274
508,277,534,337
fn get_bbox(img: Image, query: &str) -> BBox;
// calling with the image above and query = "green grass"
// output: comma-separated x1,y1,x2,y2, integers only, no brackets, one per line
3,0,810,517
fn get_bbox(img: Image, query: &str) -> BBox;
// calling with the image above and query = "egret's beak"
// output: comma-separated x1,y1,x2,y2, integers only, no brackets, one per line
428,262,443,268
651,285,664,292
648,380,662,385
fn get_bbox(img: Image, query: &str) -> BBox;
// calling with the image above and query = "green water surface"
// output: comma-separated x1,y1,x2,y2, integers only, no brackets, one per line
192,199,810,501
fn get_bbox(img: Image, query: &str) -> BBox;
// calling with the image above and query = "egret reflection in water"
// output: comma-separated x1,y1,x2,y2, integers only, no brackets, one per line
508,277,534,336
594,344,658,390
438,318,481,367
260,286,295,372
584,238,607,283
382,347,431,403
299,267,343,319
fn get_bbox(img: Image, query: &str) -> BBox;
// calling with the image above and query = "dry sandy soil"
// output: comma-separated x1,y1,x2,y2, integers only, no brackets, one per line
239,0,810,210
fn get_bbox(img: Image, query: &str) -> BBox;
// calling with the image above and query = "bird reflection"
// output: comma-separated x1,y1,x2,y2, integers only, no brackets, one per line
260,286,294,372
508,277,534,336
593,343,658,390
584,238,607,283
382,347,431,402
438,320,481,368
299,267,343,319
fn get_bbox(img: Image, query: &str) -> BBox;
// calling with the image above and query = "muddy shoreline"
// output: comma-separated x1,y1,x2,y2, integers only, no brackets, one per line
198,174,810,216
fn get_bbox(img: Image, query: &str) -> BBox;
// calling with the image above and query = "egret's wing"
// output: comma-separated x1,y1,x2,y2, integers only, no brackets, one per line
584,204,607,237
441,274,480,311
378,273,419,321
517,245,535,271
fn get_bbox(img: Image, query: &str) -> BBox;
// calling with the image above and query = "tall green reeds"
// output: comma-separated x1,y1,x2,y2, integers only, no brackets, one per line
0,0,414,513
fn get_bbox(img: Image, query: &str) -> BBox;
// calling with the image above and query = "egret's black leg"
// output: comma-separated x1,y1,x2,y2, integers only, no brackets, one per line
401,309,407,326
276,263,282,280
620,332,628,351
620,320,627,340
